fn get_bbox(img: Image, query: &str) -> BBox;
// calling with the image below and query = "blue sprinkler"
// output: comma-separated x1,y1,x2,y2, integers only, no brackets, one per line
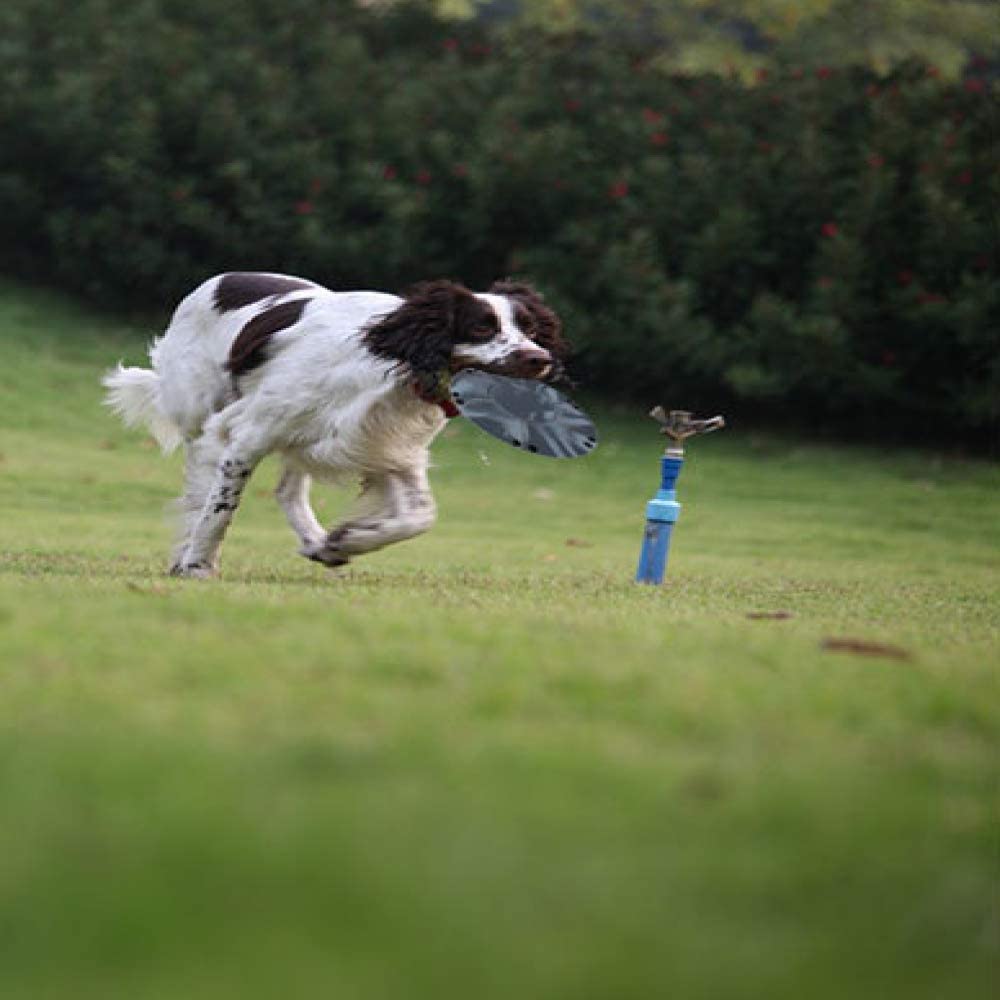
635,407,725,585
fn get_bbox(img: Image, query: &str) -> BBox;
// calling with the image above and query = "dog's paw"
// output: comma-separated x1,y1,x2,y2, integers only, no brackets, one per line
322,522,384,556
168,561,217,579
299,542,351,568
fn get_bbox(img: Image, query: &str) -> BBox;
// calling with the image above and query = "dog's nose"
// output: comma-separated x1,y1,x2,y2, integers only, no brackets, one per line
510,348,552,377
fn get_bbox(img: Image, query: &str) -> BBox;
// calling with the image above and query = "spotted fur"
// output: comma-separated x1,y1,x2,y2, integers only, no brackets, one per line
227,298,309,377
214,272,314,313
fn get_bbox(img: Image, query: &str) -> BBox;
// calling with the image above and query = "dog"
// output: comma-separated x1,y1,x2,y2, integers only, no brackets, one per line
103,272,568,577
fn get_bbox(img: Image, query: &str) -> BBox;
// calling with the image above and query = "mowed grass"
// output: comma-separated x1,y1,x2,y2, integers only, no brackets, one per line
1,279,998,999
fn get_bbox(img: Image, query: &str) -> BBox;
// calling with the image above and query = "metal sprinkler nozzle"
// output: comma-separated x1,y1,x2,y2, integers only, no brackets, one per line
635,407,725,585
649,407,725,456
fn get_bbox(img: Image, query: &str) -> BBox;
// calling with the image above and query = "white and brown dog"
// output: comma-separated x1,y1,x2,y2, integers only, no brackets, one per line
103,272,568,577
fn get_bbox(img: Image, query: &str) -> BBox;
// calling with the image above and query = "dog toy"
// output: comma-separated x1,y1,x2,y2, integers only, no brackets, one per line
450,371,598,459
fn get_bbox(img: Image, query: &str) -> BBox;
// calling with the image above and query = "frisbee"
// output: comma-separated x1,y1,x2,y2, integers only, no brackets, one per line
450,371,598,458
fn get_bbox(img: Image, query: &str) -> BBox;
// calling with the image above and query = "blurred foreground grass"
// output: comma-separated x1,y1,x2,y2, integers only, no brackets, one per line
1,280,998,999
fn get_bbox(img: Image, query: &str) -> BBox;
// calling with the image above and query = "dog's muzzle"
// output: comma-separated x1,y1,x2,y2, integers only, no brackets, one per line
452,346,555,381
488,347,553,380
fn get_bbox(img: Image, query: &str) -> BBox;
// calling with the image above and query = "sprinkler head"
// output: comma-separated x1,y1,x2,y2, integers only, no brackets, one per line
649,407,725,455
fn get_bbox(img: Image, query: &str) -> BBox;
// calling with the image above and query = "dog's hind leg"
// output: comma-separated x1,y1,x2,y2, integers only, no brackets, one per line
170,450,261,577
170,417,269,577
275,465,328,556
172,433,225,569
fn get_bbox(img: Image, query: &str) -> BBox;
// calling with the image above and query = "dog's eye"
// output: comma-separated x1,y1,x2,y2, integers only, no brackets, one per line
469,323,498,341
514,306,536,335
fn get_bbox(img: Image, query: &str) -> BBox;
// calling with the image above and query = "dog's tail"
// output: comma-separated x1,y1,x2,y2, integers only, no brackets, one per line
101,364,183,454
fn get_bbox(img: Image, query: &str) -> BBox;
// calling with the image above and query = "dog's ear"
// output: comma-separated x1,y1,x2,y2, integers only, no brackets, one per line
364,280,476,379
490,280,570,360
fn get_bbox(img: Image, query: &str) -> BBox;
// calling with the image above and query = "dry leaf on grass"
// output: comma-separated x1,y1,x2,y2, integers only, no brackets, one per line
821,637,913,661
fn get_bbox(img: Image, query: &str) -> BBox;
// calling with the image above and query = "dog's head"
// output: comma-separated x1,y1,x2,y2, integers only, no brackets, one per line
364,280,569,385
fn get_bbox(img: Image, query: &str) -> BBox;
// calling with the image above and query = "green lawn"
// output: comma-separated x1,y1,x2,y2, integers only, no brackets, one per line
1,279,998,999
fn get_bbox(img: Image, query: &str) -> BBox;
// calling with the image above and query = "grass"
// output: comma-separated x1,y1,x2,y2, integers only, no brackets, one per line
1,278,998,999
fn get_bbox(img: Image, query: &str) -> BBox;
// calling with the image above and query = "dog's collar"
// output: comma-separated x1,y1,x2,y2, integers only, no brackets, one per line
412,372,459,418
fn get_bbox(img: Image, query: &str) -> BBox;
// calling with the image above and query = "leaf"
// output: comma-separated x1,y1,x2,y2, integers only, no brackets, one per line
821,637,913,661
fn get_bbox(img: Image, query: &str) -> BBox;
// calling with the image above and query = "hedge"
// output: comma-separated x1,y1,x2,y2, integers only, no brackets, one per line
1,0,997,442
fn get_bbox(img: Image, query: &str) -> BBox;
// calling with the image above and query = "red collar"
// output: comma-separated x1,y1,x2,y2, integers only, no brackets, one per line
413,381,459,418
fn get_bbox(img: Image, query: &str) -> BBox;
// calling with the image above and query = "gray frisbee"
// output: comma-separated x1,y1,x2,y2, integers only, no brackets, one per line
450,371,598,459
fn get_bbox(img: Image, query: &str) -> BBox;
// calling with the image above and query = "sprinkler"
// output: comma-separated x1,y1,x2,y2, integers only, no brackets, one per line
635,407,725,585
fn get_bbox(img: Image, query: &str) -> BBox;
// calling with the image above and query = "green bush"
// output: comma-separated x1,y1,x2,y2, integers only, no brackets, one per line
0,0,996,442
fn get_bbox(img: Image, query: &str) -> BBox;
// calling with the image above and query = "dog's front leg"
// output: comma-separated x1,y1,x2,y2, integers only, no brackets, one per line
275,466,328,554
310,470,436,563
276,466,352,568
298,472,392,568
170,451,260,578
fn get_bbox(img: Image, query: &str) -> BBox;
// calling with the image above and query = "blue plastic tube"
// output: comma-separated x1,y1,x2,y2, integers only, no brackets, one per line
635,454,683,585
